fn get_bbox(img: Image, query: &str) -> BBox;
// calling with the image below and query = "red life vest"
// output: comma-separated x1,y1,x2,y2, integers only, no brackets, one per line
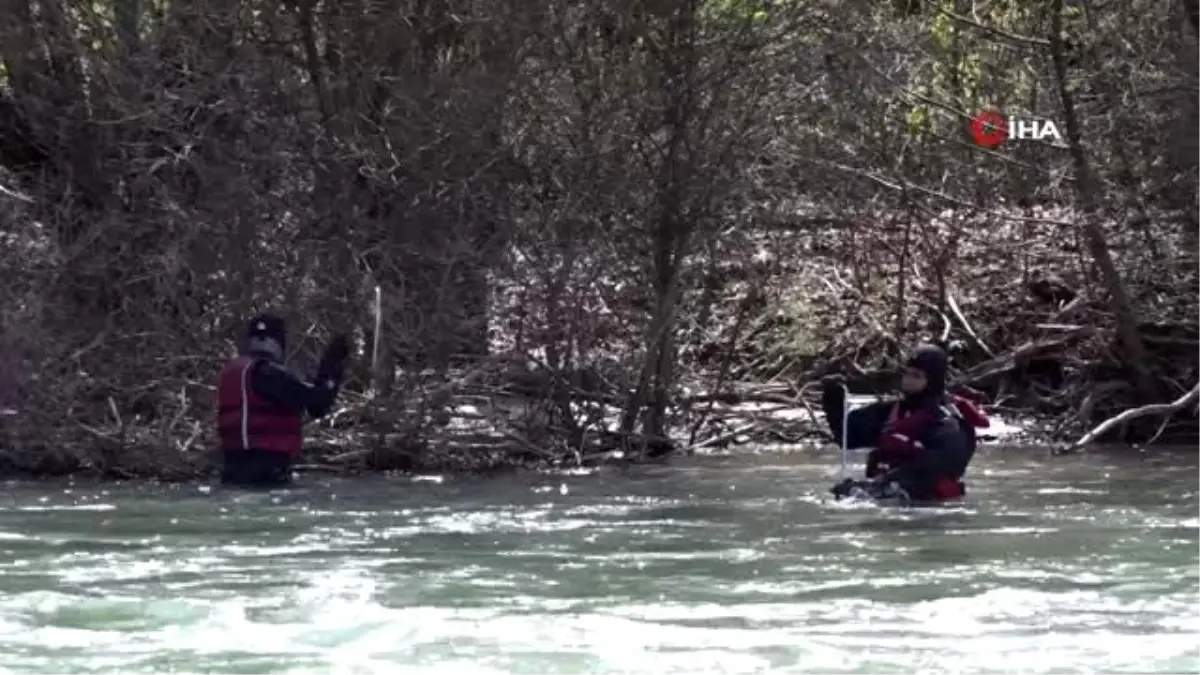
932,476,965,499
949,390,990,428
877,403,928,459
877,395,984,500
881,393,990,443
216,356,303,455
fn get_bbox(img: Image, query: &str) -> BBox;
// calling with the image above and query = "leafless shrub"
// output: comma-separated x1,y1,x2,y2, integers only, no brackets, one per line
0,0,1193,475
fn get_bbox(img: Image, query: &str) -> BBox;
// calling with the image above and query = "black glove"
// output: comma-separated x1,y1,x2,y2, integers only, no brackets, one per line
324,334,350,364
317,335,350,383
830,477,856,498
821,374,847,401
821,373,846,390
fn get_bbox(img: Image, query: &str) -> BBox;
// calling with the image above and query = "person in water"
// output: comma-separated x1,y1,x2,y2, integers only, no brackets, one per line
216,314,349,487
821,343,989,501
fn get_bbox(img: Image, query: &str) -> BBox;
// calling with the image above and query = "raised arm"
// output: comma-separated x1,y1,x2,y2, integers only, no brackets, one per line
249,360,341,419
249,335,349,420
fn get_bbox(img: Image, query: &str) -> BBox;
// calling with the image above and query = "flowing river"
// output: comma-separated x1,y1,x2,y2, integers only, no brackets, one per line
0,447,1196,674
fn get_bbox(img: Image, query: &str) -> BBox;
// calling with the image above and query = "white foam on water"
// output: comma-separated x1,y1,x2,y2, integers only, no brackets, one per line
0,450,1195,674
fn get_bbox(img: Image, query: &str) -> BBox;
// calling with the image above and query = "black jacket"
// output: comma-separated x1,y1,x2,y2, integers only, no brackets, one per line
821,387,973,478
245,349,344,420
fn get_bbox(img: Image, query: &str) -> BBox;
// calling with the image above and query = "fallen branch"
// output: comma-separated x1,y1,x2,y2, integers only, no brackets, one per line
325,448,370,463
793,382,825,436
1065,382,1199,451
911,296,952,343
294,463,347,473
681,391,798,406
177,421,202,453
688,422,760,452
962,326,1095,385
946,291,994,357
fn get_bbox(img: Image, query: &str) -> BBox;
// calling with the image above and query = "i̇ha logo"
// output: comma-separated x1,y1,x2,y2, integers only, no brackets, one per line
968,110,1062,148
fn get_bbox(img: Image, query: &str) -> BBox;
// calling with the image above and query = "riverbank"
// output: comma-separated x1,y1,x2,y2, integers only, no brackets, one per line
1,204,1195,482
0,367,1166,478
0,377,1133,483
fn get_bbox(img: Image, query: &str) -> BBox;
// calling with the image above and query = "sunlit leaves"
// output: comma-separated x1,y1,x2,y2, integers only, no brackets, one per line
700,0,772,27
903,0,1048,140
906,102,931,136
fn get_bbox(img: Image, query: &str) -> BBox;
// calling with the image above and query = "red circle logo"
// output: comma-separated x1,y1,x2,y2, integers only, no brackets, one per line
969,111,1008,147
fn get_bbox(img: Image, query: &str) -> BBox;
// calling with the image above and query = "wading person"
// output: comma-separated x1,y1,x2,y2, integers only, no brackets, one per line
216,314,349,487
822,343,989,502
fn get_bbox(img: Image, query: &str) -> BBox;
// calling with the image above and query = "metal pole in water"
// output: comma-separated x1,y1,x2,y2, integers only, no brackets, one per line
839,383,850,480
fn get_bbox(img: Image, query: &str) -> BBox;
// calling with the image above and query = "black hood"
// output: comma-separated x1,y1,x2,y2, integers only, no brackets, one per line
245,313,286,360
902,343,947,407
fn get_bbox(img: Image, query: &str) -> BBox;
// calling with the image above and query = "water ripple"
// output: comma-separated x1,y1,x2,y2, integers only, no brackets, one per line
0,449,1196,673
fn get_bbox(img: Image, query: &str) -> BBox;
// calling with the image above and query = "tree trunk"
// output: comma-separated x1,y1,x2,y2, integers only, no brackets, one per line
1048,0,1156,396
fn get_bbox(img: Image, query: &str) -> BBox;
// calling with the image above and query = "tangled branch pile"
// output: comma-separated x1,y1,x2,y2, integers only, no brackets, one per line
0,0,1195,478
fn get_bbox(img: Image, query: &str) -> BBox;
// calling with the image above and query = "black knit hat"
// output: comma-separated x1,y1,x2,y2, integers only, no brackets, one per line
246,313,286,353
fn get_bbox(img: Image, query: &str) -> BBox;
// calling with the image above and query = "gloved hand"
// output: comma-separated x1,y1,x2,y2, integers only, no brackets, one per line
830,477,856,498
878,431,923,457
324,334,350,364
317,335,350,384
821,373,846,389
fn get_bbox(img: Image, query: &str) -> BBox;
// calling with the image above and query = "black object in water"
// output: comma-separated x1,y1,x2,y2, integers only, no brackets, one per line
829,477,912,505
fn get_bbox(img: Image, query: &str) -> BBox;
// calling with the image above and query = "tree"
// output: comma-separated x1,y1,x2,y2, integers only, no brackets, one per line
0,0,1193,476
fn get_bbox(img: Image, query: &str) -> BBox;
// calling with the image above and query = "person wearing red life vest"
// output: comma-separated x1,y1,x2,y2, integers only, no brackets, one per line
216,313,349,486
822,343,989,502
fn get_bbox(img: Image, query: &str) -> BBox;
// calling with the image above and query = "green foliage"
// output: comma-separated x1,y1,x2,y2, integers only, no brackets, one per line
701,0,771,26
903,0,1047,139
698,0,797,44
906,103,931,137
0,0,1190,474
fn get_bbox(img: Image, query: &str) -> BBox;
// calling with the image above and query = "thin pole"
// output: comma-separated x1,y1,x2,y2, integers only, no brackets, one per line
839,383,850,480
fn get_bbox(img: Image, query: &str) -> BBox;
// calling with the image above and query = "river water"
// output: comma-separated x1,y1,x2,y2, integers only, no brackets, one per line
0,448,1196,674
